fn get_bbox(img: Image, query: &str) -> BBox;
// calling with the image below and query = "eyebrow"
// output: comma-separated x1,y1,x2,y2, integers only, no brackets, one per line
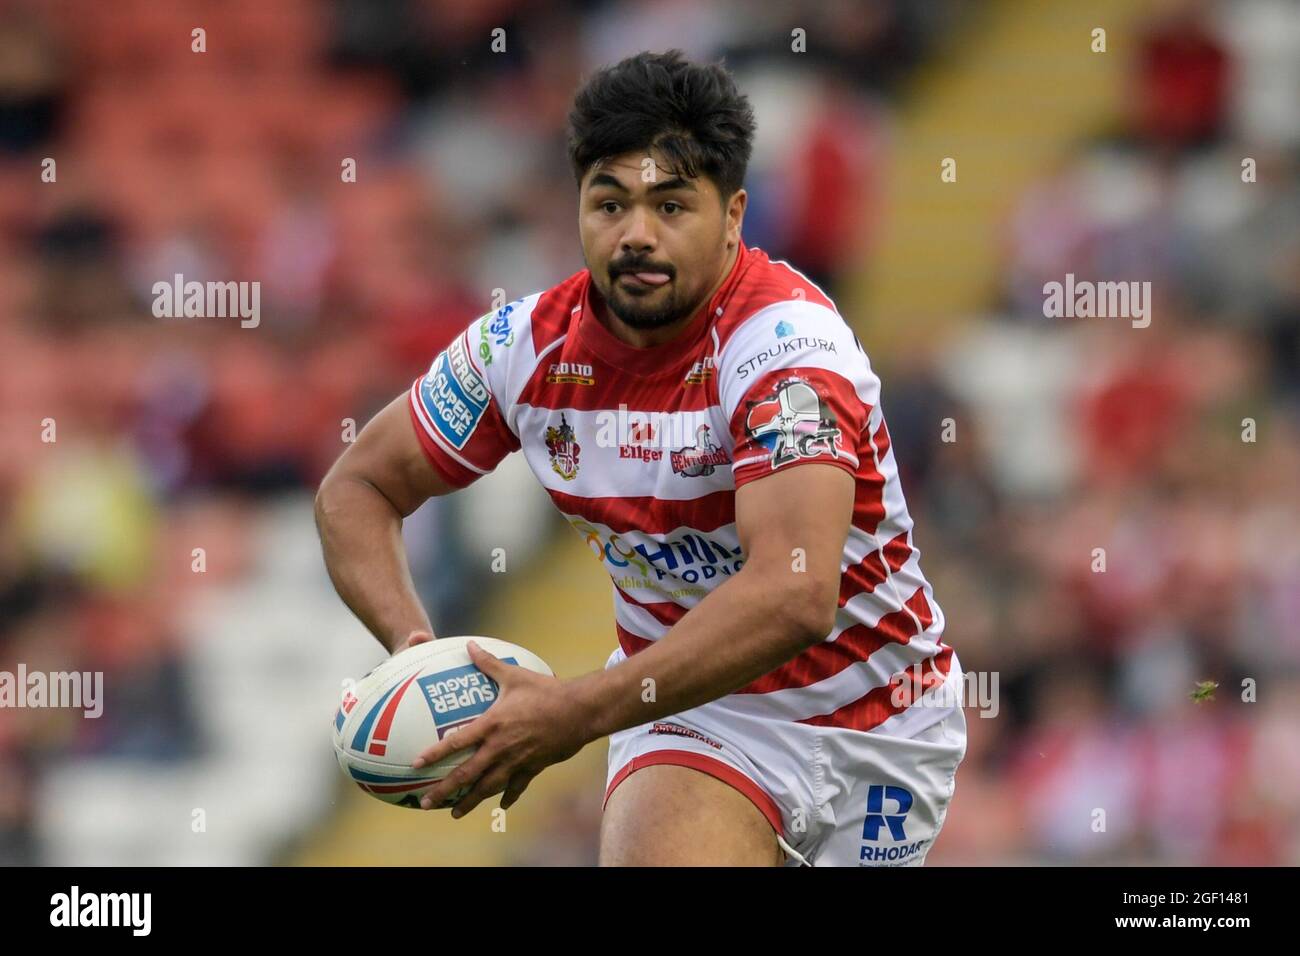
587,172,698,195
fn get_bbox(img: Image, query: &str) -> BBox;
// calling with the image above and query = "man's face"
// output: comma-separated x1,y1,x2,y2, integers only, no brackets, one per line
578,151,744,331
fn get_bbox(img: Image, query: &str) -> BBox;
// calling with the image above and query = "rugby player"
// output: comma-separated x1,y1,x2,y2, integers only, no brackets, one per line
315,50,966,866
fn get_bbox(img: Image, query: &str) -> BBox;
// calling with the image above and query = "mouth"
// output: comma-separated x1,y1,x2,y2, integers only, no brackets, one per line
617,271,672,289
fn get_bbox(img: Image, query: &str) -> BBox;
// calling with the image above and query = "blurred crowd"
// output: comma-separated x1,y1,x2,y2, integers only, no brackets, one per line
923,0,1300,863
0,0,1296,865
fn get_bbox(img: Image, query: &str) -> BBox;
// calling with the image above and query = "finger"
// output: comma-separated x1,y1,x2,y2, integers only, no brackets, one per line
499,769,538,812
406,630,435,648
412,718,487,769
419,743,499,810
450,763,516,818
466,640,511,680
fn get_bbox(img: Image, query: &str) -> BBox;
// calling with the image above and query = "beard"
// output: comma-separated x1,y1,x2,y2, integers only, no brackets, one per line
594,258,699,331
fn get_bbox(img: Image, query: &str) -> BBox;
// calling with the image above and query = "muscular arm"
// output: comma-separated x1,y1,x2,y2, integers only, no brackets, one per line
314,393,457,653
567,463,854,738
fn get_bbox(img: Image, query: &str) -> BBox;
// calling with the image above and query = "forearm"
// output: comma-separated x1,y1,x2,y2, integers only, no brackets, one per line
314,474,435,653
567,567,825,741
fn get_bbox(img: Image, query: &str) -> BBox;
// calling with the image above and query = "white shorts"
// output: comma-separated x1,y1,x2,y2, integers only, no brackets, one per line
604,651,968,866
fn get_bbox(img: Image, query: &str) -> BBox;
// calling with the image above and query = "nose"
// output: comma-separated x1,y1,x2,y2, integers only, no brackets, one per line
619,204,657,257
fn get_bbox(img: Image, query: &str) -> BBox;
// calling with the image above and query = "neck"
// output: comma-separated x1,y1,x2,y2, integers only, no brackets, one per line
594,242,740,349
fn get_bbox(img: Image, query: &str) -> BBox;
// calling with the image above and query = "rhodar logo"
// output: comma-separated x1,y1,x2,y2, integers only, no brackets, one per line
684,356,716,385
859,784,930,864
545,413,582,480
546,361,595,386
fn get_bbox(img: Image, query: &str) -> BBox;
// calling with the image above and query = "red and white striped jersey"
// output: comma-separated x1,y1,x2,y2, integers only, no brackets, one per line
409,239,956,739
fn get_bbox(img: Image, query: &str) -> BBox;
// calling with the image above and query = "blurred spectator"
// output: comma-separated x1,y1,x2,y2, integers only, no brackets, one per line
1132,2,1232,151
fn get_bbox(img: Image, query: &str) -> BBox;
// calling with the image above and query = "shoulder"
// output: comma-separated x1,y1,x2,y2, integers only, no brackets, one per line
468,269,587,400
408,271,588,469
715,247,842,348
715,253,874,413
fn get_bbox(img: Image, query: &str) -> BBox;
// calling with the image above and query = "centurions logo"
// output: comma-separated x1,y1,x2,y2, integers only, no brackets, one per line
670,425,730,477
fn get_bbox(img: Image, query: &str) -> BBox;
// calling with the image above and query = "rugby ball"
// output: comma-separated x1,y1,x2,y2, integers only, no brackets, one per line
332,636,553,809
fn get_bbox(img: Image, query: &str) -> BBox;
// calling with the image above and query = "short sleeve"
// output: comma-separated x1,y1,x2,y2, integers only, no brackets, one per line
408,311,521,489
719,303,876,490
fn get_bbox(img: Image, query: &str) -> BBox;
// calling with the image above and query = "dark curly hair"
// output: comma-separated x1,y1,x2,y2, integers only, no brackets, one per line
566,49,757,201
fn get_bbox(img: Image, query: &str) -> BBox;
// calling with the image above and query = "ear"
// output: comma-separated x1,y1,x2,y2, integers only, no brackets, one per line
726,188,747,245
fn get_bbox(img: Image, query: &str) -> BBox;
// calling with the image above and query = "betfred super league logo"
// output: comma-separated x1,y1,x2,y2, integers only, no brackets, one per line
545,413,581,481
744,377,842,469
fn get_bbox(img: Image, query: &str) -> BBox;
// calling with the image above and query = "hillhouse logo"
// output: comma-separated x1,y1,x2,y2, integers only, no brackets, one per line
152,273,261,328
1042,273,1151,328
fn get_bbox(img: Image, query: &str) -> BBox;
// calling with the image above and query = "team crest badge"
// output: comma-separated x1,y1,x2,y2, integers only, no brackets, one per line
744,377,842,469
545,413,582,481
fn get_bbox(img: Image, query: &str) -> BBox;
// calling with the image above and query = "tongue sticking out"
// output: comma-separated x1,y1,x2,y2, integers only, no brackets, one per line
631,272,670,286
